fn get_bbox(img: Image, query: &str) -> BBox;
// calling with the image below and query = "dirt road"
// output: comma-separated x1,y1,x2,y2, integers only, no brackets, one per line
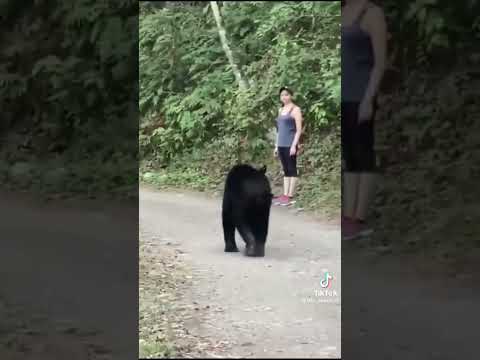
0,192,138,360
140,187,342,358
141,186,480,360
2,187,477,359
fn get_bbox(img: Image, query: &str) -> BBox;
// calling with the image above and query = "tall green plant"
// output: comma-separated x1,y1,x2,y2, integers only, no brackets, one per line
139,1,341,165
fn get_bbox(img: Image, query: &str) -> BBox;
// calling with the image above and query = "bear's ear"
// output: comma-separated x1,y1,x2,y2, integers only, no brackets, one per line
259,165,267,174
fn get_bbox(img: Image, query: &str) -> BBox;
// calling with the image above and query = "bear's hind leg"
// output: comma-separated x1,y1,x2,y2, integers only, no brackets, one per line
237,224,259,257
222,209,238,252
254,210,269,257
246,210,269,257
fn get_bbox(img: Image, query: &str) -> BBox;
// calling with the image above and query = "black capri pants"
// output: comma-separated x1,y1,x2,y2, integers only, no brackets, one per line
278,146,298,177
341,101,377,172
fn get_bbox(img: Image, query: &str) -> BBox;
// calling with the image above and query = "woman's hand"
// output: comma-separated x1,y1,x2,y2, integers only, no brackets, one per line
289,145,297,156
358,97,373,123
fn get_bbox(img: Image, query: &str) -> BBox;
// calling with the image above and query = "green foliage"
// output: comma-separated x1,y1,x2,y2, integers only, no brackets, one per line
0,0,138,196
139,341,176,359
295,129,341,218
374,67,480,244
140,1,340,166
142,167,212,191
371,1,480,260
140,2,341,216
383,0,479,65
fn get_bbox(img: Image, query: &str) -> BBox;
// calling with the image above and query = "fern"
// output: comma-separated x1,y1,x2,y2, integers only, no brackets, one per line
139,1,341,167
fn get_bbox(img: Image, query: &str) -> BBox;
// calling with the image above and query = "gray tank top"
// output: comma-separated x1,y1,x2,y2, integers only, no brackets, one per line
341,5,374,102
276,106,297,147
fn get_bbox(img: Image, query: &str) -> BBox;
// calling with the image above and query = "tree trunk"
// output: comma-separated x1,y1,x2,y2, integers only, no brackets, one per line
210,1,249,91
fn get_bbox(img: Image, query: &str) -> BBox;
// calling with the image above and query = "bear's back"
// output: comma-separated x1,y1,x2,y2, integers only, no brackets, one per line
225,164,270,195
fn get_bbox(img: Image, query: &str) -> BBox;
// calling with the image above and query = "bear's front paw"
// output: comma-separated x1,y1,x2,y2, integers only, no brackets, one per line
224,245,239,252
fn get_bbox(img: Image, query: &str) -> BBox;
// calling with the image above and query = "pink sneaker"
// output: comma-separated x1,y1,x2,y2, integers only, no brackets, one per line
273,195,289,206
280,196,295,206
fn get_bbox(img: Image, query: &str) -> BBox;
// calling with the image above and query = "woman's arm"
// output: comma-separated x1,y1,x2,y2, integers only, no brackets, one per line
291,107,303,152
363,5,387,103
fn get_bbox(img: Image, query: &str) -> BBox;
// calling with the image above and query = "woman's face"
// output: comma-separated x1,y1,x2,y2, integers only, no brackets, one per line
280,90,292,105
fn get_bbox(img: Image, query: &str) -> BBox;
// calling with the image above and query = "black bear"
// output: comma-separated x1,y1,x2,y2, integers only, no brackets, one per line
222,164,273,257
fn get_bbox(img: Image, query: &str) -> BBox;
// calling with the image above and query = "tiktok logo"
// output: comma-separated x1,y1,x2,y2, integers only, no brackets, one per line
320,271,333,289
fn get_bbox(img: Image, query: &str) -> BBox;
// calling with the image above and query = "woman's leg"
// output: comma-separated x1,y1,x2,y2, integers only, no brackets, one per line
341,102,360,219
278,147,291,197
283,176,290,196
343,173,360,219
356,173,376,221
355,115,377,223
288,177,297,197
287,152,298,197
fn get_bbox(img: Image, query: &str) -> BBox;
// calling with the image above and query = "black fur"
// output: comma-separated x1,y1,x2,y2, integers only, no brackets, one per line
222,164,273,257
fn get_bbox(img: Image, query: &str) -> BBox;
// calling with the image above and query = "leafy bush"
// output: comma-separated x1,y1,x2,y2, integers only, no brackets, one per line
370,0,480,259
383,0,479,67
0,0,138,196
140,1,341,215
140,1,340,162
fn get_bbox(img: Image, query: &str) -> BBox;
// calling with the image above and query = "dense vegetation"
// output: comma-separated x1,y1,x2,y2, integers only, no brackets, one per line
140,0,480,258
371,0,480,264
139,0,480,357
0,0,138,198
140,1,341,217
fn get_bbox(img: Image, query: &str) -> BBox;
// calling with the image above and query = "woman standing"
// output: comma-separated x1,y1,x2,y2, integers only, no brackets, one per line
341,0,387,239
273,86,303,206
